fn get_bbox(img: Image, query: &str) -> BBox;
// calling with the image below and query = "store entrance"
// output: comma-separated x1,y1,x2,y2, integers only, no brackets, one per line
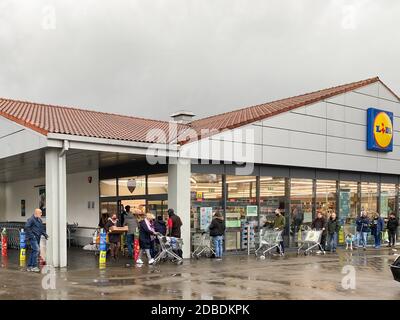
118,198,168,219
225,176,258,252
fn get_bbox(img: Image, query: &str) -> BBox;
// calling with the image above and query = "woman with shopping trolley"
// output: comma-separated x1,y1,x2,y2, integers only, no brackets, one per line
311,211,327,252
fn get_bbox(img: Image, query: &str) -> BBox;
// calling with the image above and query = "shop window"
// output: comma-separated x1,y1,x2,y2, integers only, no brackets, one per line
118,176,146,196
148,173,168,195
380,184,396,218
290,179,313,245
339,181,358,222
339,181,359,242
259,177,286,229
361,182,378,215
226,176,257,251
316,180,337,218
100,179,117,197
190,174,223,232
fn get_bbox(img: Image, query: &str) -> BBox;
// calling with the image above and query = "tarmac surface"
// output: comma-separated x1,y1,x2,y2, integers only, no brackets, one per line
0,247,399,300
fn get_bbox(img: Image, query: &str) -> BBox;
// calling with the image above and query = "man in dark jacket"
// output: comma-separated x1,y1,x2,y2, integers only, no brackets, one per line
327,212,340,253
25,208,48,272
209,212,225,259
356,210,370,250
167,208,183,257
167,209,182,238
154,216,167,236
371,213,384,249
387,212,399,247
312,211,327,251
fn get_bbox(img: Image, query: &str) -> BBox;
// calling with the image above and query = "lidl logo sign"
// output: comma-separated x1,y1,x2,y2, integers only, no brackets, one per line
367,108,393,152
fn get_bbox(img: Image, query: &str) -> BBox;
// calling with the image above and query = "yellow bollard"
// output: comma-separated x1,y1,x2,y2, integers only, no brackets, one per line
99,250,106,264
20,248,26,261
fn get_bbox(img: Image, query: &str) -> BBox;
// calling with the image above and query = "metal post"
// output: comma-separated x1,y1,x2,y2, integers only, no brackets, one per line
247,224,250,255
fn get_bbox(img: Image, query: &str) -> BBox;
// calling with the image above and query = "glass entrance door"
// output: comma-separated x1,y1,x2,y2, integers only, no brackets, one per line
225,176,257,251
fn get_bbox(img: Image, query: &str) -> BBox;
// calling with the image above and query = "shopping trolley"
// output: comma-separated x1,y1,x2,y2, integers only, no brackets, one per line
255,228,283,259
192,232,215,259
153,233,184,265
297,229,326,255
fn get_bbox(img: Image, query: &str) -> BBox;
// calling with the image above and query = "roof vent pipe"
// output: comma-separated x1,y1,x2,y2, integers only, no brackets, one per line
170,111,196,124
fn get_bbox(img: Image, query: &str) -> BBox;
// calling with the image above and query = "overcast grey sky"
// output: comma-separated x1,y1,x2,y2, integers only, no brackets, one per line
0,0,399,121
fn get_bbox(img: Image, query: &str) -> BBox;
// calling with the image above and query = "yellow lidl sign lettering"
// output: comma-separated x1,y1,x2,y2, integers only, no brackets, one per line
367,108,393,152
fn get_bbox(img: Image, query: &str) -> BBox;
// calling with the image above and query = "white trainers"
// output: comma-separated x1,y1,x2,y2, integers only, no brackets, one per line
136,259,144,264
148,258,155,265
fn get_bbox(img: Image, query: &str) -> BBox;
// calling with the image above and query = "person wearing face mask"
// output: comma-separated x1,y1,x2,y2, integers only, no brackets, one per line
273,208,286,254
104,214,121,261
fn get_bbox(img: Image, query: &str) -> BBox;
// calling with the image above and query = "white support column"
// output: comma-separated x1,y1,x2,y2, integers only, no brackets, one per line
45,148,67,267
46,149,59,267
168,159,191,259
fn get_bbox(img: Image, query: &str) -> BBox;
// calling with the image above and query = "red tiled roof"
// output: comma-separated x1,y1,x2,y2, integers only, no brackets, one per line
1,76,396,145
188,76,385,136
0,99,189,143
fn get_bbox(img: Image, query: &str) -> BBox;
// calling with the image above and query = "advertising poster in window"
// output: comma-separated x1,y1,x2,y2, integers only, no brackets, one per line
339,190,350,219
380,192,389,218
199,207,212,230
246,205,258,217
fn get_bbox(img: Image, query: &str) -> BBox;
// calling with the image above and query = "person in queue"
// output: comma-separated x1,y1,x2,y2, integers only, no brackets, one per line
137,213,156,265
25,208,48,272
273,208,286,255
311,210,327,252
327,212,340,253
154,215,167,236
356,210,370,250
371,212,384,249
387,212,399,248
208,212,225,260
104,213,121,261
167,208,183,257
123,205,139,258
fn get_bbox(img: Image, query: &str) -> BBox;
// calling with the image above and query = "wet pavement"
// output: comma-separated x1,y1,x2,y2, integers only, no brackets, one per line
0,248,399,300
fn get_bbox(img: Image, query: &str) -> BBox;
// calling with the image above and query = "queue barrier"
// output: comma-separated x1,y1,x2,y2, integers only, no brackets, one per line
0,221,79,249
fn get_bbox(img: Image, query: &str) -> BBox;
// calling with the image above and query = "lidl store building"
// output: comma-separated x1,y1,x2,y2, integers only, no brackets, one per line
0,76,399,267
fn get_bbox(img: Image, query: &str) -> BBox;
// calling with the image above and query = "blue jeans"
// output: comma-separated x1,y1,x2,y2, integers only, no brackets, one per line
373,232,381,247
328,232,338,251
28,238,39,268
126,234,134,257
212,236,223,258
357,232,368,247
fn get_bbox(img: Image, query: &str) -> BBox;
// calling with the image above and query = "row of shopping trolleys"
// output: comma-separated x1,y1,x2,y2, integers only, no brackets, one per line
192,228,326,259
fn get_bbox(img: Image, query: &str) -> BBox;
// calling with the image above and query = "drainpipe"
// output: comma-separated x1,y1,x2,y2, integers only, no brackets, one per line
59,140,69,157
58,139,69,267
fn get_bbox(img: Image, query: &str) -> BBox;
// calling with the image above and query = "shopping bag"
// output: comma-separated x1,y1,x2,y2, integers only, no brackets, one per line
382,230,389,242
39,235,47,265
